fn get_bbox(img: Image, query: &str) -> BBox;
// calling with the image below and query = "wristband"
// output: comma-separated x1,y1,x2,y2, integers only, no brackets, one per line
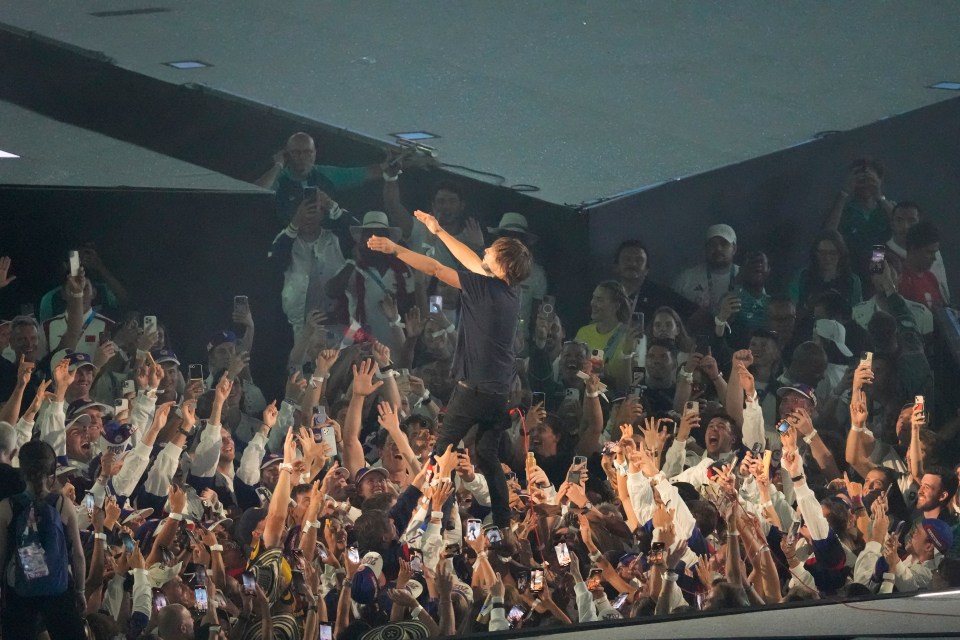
882,572,895,581
303,520,320,532
678,369,694,382
662,571,678,582
491,603,504,609
382,171,401,182
445,325,456,335
93,532,107,541
389,316,405,328
209,544,223,552
309,374,327,387
726,531,739,537
802,430,818,444
589,550,602,562
791,474,805,483
279,463,294,473
851,425,867,433
583,502,594,511
585,390,600,398
430,511,443,520
169,512,184,521
619,351,636,360
410,605,424,619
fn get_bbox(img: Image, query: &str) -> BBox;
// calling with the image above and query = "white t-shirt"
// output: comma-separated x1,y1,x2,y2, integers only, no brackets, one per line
672,264,740,312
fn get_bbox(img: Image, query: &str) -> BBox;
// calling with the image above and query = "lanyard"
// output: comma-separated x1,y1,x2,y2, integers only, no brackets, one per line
359,266,393,295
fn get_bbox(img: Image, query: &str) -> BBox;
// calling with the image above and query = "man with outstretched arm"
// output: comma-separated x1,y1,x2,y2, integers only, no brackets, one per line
367,209,532,528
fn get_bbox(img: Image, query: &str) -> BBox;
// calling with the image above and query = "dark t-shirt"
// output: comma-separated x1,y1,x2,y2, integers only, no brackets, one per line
452,270,520,394
0,464,25,502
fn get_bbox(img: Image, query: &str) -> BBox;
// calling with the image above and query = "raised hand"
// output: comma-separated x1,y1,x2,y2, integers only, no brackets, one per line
315,348,340,376
849,389,869,427
736,362,755,397
214,372,233,404
414,210,441,235
53,358,76,395
351,359,384,397
168,484,187,515
0,256,15,288
732,348,754,368
285,370,307,403
377,401,400,432
15,355,34,388
227,350,251,379
461,217,484,247
366,235,398,255
372,341,391,368
262,400,279,430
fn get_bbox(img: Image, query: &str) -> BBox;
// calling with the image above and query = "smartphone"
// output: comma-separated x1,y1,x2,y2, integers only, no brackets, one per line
143,315,158,335
316,544,329,562
409,548,424,574
762,449,773,476
893,520,907,540
515,570,530,593
507,604,526,625
121,532,135,553
631,366,645,387
787,520,802,546
914,395,925,417
429,295,443,314
695,334,710,355
555,542,571,567
648,542,666,565
860,351,873,368
194,564,208,587
531,391,545,406
318,426,338,457
530,568,544,593
319,624,333,640
631,311,645,333
303,185,319,201
590,349,604,372
114,398,129,414
69,250,81,277
683,400,699,417
751,442,764,457
586,567,603,590
540,295,555,316
612,592,629,610
152,588,168,612
194,587,208,613
347,546,360,564
776,419,791,434
564,387,581,403
870,245,886,274
445,542,461,557
122,379,136,396
159,545,174,565
188,364,204,382
602,441,619,456
241,570,257,595
233,295,249,314
485,526,502,544
312,405,328,427
290,549,305,571
83,492,95,514
466,518,482,541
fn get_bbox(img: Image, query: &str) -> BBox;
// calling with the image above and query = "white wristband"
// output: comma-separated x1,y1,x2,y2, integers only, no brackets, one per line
589,550,602,562
882,572,895,581
169,512,184,521
803,430,818,444
382,171,401,182
410,605,424,619
303,520,320,532
209,544,223,552
93,532,107,541
310,374,327,387
585,390,600,399
678,369,694,382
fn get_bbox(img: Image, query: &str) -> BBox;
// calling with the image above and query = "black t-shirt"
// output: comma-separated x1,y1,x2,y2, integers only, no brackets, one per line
452,270,520,394
0,464,25,503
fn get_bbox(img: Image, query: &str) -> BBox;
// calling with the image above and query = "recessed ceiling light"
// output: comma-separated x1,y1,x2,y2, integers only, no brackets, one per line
162,60,212,69
0,150,19,159
929,81,960,90
390,131,439,141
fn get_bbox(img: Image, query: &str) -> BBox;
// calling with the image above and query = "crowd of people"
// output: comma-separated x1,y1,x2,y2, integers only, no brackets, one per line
0,139,957,640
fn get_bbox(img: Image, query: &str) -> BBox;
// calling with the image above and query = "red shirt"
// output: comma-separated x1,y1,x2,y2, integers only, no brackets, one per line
899,269,944,308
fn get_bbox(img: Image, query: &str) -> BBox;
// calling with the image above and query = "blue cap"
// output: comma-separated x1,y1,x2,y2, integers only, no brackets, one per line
777,383,818,407
922,519,953,553
66,350,97,372
206,330,237,352
351,566,379,605
152,348,180,366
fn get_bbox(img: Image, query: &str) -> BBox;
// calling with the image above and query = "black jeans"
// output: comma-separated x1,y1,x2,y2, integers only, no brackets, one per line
435,382,512,528
2,587,85,640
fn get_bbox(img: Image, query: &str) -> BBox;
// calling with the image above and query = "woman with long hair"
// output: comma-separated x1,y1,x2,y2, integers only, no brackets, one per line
789,230,863,318
0,440,86,639
574,281,640,391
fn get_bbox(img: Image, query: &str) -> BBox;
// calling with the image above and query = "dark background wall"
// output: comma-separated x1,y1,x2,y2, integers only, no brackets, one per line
585,97,960,296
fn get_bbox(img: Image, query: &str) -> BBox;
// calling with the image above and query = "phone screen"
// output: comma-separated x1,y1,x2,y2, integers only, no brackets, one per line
429,295,443,314
188,364,204,382
530,569,544,593
194,587,208,612
555,542,571,566
348,547,360,564
233,295,249,313
121,533,135,553
507,604,525,625
319,624,333,640
485,526,502,544
586,568,603,590
612,592,629,609
466,519,481,541
68,250,80,277
648,542,665,564
241,571,257,595
410,550,423,574
776,420,791,434
870,246,886,274
531,391,545,406
152,588,168,611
